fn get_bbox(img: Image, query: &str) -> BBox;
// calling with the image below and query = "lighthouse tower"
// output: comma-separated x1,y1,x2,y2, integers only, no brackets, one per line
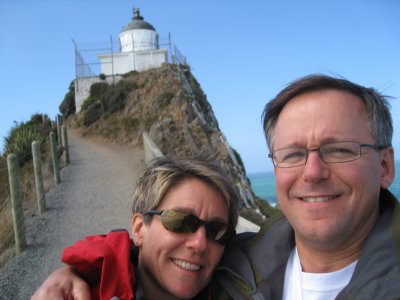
97,8,168,75
119,9,159,52
75,9,172,112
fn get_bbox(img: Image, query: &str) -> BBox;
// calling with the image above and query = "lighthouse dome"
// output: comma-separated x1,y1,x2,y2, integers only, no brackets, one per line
122,9,156,32
119,9,159,52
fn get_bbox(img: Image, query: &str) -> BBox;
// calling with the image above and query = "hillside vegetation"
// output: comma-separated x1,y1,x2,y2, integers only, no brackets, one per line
0,64,275,262
0,115,58,262
62,64,276,220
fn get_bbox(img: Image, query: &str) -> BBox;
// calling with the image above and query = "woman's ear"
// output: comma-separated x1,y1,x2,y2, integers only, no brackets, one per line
131,213,145,247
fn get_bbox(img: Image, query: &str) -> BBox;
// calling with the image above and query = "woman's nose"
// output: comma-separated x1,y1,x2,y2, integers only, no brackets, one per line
185,225,208,252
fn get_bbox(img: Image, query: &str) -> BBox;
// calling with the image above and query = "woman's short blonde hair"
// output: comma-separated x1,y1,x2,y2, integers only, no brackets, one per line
132,156,240,228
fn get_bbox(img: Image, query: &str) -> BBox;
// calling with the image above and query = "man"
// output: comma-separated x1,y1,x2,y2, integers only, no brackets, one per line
214,74,400,299
33,75,400,299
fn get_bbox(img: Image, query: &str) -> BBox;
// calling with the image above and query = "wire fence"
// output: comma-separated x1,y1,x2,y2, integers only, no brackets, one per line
0,126,70,259
72,34,187,79
72,39,115,79
172,44,187,65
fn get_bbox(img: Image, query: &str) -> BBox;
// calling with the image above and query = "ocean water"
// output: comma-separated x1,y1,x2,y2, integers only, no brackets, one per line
249,161,400,206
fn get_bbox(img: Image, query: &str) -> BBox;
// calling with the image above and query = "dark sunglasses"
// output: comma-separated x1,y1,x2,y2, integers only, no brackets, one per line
144,209,235,245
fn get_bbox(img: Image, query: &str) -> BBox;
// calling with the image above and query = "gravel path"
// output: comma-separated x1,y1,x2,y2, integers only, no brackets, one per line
0,129,146,299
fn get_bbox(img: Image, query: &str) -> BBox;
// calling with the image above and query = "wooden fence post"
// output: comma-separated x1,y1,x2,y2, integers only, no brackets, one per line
7,153,27,254
61,126,70,165
32,141,46,214
57,117,62,145
50,132,61,184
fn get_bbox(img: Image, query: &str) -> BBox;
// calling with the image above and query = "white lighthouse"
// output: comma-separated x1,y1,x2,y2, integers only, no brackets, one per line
97,9,168,75
119,9,158,52
74,8,176,112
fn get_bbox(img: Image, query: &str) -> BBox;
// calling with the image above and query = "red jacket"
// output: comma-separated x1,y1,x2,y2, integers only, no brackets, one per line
62,231,135,300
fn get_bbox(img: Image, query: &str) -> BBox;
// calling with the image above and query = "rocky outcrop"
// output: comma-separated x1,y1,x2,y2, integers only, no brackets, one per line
74,64,254,207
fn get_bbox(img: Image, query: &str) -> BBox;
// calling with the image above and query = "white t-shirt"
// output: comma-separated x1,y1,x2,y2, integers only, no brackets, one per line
282,247,357,300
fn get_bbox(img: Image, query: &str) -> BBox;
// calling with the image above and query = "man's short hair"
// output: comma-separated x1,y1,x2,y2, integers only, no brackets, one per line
262,74,393,151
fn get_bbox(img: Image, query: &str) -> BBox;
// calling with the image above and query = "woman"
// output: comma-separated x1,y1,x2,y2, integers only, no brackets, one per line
32,156,239,300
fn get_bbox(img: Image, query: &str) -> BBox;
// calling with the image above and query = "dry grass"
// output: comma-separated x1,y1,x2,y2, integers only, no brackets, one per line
0,144,58,265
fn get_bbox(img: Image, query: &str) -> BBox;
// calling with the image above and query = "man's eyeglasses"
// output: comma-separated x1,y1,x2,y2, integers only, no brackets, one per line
143,209,235,245
268,141,388,168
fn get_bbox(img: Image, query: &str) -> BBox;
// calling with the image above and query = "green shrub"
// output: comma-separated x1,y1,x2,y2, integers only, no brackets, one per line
27,113,53,137
101,80,134,113
122,117,140,131
29,113,44,124
232,147,246,174
80,83,109,112
4,123,44,166
59,81,76,118
90,82,109,99
102,89,125,113
81,96,96,111
3,114,53,166
122,70,139,78
83,103,103,127
99,73,106,80
73,79,135,127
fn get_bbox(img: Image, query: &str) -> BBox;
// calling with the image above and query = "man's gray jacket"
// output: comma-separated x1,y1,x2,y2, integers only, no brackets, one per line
214,189,400,299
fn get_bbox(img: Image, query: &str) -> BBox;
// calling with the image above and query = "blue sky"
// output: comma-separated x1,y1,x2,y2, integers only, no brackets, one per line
1,0,399,173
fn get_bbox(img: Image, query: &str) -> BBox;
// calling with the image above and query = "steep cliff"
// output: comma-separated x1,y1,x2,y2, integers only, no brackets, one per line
70,64,256,208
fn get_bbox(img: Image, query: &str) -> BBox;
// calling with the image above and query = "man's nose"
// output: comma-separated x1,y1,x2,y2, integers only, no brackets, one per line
302,150,330,182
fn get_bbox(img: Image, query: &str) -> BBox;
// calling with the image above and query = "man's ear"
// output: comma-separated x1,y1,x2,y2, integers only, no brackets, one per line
132,213,145,247
380,147,395,189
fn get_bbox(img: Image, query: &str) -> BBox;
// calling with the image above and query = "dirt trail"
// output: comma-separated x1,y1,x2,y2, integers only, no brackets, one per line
0,128,146,299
